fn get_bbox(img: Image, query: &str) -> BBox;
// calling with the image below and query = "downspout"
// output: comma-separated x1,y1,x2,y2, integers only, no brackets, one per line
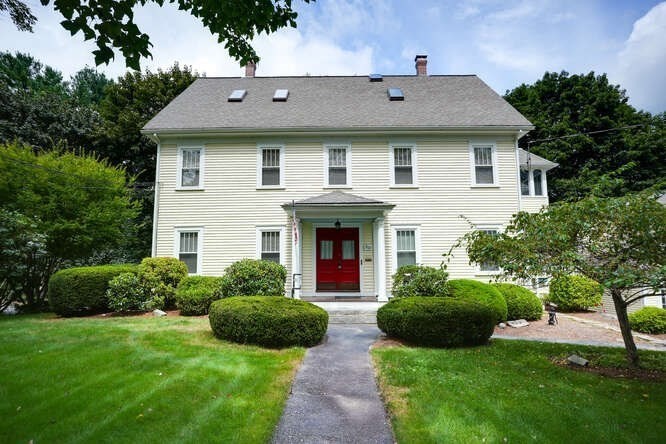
151,133,161,257
515,132,522,212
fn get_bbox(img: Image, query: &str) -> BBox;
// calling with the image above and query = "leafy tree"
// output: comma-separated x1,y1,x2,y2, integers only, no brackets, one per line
505,71,665,202
69,67,113,106
0,142,138,310
4,0,312,70
449,190,666,366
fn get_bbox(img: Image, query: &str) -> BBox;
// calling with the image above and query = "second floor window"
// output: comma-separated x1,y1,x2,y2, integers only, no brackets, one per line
391,145,416,186
259,146,282,187
473,145,495,185
179,148,202,188
326,145,350,186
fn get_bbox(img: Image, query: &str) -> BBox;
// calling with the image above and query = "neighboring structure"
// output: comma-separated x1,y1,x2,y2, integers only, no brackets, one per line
142,55,557,301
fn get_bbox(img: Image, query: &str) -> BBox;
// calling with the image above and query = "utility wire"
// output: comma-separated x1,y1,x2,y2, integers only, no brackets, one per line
526,124,646,146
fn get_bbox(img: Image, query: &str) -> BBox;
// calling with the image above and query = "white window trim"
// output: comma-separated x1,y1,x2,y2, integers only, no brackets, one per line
469,141,499,187
323,143,352,188
391,225,421,273
389,143,418,188
521,167,548,197
174,227,204,275
256,226,286,266
256,144,285,189
176,146,205,190
474,225,501,275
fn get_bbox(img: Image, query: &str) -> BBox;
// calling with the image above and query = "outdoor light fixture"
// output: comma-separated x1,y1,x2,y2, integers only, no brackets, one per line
334,219,341,230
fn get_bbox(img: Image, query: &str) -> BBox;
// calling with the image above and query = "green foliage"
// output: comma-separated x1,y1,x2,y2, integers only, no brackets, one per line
0,142,138,309
219,259,287,297
377,297,496,347
209,296,328,348
629,307,666,334
447,279,508,323
391,265,449,298
0,0,36,31
549,275,603,312
48,264,137,316
492,283,543,321
175,275,224,316
34,0,312,70
451,190,666,365
505,71,665,202
106,272,148,312
138,257,188,310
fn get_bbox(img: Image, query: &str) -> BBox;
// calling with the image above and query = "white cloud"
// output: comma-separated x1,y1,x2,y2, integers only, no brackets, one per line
615,2,666,112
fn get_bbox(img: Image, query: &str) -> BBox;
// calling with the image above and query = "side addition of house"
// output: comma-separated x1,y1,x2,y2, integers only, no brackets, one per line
142,55,557,301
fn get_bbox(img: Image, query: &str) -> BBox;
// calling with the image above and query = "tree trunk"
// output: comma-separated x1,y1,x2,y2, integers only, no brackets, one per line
611,288,639,367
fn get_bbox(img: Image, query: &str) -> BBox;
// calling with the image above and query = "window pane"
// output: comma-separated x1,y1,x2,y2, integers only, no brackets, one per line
180,232,198,253
261,231,279,252
520,169,530,195
479,229,498,271
533,169,543,195
182,149,200,168
475,166,494,184
179,253,197,274
396,230,415,251
397,252,416,268
394,148,412,166
262,149,280,167
342,240,355,260
261,252,280,263
262,168,280,186
329,148,346,167
474,146,492,166
329,167,347,185
394,166,413,184
181,169,200,187
320,240,333,259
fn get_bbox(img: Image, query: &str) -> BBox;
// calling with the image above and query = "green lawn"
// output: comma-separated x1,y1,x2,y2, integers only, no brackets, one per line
373,340,666,444
0,314,304,443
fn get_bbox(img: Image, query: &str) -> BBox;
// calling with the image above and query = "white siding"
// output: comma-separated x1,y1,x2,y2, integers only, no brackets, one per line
521,196,549,213
155,134,539,296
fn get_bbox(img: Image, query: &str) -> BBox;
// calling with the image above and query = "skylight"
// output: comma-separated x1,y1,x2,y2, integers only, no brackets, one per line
369,73,383,82
273,89,289,101
388,88,404,101
228,89,247,102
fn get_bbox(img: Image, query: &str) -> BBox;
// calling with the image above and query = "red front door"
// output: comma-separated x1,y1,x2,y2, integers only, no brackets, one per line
316,228,360,292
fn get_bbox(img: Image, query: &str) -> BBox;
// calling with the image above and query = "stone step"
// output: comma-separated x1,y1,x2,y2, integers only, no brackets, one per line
311,302,385,324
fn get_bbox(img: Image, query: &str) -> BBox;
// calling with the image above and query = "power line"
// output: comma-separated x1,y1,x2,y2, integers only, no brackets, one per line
526,124,646,146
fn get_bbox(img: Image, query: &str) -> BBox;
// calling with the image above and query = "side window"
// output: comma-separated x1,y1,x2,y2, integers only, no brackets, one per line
391,145,416,186
258,145,283,187
520,169,530,196
533,169,543,196
176,229,202,274
178,148,203,188
325,144,351,186
478,229,500,272
257,227,284,264
471,144,496,185
395,228,419,269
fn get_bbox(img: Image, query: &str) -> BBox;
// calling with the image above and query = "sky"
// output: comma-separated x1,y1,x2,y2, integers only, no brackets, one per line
1,0,665,113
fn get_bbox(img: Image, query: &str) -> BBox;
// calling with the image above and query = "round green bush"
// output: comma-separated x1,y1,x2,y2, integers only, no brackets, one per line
629,307,666,334
209,296,328,347
549,275,603,312
48,264,138,316
492,283,543,321
107,273,149,312
175,276,224,315
377,297,496,347
392,265,449,298
219,259,287,297
448,279,508,323
138,257,188,309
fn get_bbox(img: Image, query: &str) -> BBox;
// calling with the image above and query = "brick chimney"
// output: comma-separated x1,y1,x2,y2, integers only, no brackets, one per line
415,55,427,76
245,60,256,77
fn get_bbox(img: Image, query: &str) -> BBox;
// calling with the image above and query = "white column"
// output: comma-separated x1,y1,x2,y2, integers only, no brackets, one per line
374,217,387,301
291,218,302,299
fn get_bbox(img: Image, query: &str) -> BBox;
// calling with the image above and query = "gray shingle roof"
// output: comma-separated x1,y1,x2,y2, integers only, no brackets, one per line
283,191,392,207
143,75,533,133
519,149,559,171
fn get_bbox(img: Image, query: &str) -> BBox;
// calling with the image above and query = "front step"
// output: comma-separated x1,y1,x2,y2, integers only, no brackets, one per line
311,302,386,324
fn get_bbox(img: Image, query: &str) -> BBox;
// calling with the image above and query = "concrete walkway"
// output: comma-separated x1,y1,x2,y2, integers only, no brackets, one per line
272,325,394,444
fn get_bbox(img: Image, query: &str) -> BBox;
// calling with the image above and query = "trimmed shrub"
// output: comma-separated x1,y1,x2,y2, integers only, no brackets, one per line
175,276,224,315
377,297,496,347
107,273,149,312
138,257,188,309
48,264,138,316
219,259,287,297
629,307,666,334
209,296,328,347
493,283,543,321
448,279,508,323
392,265,449,298
549,275,603,312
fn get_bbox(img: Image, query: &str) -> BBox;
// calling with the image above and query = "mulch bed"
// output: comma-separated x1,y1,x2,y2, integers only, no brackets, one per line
550,356,666,382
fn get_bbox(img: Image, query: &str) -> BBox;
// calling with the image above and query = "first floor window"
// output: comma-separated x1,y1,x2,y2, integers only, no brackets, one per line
473,145,495,185
520,169,530,195
479,229,500,272
396,229,417,268
260,230,281,263
533,169,543,196
660,288,666,309
178,231,199,273
180,148,201,188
